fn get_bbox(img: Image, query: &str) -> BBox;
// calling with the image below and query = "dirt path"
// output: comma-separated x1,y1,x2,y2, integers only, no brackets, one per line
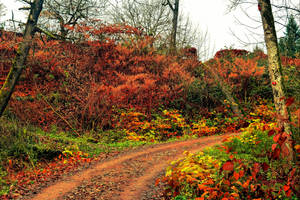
26,134,235,200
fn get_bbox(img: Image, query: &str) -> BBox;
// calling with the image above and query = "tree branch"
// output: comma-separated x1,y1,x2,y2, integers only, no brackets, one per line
34,26,60,39
20,0,33,5
271,4,300,14
162,0,174,11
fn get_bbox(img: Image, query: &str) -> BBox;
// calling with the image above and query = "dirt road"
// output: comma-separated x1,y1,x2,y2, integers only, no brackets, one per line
26,134,234,200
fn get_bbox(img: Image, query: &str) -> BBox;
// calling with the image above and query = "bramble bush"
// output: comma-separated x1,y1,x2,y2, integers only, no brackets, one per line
161,103,300,200
190,49,300,113
203,49,265,103
162,124,299,199
1,28,299,133
0,23,197,131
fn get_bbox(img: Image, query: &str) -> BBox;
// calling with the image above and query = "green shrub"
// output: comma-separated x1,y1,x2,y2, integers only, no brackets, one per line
283,65,300,101
0,118,38,168
186,80,223,109
97,129,127,143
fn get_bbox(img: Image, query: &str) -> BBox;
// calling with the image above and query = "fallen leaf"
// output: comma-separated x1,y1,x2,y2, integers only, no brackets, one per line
222,161,234,171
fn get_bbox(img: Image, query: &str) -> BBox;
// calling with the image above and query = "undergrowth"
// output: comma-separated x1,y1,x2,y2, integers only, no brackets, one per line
0,101,299,199
161,116,300,200
0,108,202,198
0,114,153,197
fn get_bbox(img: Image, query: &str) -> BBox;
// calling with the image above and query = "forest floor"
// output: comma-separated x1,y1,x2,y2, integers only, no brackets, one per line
20,133,236,200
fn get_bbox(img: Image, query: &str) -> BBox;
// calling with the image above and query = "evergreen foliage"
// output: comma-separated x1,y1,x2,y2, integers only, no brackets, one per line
279,15,300,57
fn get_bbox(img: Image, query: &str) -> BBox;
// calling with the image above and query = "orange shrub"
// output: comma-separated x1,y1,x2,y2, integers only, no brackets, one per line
1,24,198,131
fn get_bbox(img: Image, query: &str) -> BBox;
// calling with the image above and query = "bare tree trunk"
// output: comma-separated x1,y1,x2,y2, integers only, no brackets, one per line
171,0,179,51
163,0,179,52
258,0,293,160
202,63,243,118
0,0,44,117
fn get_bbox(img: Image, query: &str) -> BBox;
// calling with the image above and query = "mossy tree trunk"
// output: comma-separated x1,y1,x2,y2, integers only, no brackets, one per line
258,0,293,160
202,63,243,118
0,0,44,117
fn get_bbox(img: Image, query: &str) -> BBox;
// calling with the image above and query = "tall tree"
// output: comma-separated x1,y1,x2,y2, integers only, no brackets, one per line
108,0,171,37
107,0,205,54
228,0,299,48
0,3,5,19
0,2,5,28
38,0,106,39
258,0,294,160
279,15,300,57
163,0,179,51
0,0,44,117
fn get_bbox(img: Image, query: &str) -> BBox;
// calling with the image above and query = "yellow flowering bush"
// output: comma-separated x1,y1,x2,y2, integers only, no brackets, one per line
115,109,191,142
191,119,218,137
239,119,276,145
164,151,220,199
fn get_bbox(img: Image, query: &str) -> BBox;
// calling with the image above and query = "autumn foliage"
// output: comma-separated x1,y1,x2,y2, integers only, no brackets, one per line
161,104,300,199
2,151,93,199
1,25,300,132
205,50,265,101
1,23,300,199
0,24,197,131
214,49,249,59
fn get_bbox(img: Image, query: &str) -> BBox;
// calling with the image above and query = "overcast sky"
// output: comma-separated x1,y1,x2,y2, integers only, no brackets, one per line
0,0,297,58
182,0,265,57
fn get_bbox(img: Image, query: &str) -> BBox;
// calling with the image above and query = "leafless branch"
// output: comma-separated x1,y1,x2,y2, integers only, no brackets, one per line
20,0,33,5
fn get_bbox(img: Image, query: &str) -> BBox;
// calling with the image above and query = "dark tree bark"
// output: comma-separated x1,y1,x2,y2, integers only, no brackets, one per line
258,0,293,160
163,0,179,52
0,0,44,117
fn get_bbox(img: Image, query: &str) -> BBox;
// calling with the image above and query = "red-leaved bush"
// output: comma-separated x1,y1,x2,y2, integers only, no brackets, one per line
0,24,198,131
